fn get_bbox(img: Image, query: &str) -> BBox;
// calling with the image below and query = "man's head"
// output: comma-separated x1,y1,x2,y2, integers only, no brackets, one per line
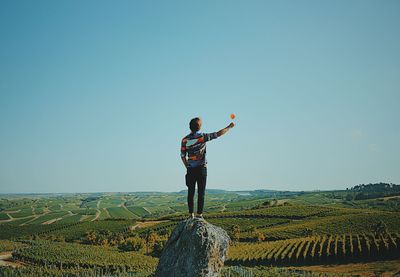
189,117,202,133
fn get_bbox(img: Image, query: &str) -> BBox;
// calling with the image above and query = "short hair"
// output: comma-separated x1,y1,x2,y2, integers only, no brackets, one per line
189,117,201,132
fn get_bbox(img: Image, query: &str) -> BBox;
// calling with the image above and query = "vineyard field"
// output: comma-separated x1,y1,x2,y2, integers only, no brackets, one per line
13,240,158,273
106,207,138,219
207,218,290,233
1,186,400,276
0,213,9,220
38,220,134,241
126,206,151,217
227,233,400,266
7,208,34,218
263,212,400,240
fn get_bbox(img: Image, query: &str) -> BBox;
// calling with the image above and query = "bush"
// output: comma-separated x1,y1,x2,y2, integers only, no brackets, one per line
119,236,146,252
153,240,167,257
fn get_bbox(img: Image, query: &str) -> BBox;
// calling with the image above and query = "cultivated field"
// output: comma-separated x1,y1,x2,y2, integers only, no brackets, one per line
1,183,399,276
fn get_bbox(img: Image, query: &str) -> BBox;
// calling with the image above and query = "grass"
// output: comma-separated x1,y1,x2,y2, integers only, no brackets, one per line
0,240,26,252
39,220,134,241
263,211,400,240
9,208,34,218
287,259,400,276
0,213,10,220
106,207,138,219
27,212,70,225
57,214,84,224
127,206,151,217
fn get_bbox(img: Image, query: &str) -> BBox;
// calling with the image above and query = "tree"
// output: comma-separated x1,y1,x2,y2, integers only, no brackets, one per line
230,225,240,243
345,194,354,201
116,234,125,245
249,225,257,235
373,221,388,237
119,236,145,252
304,228,314,237
262,200,271,207
256,231,265,242
144,231,159,254
153,240,167,257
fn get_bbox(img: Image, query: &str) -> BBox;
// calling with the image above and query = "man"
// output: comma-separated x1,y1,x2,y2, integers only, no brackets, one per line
180,117,235,219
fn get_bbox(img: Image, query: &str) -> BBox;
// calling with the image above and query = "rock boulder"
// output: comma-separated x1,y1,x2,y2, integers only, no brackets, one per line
154,217,230,277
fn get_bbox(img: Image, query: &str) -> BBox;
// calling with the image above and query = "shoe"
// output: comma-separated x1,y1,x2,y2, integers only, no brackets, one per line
188,213,195,219
196,214,203,219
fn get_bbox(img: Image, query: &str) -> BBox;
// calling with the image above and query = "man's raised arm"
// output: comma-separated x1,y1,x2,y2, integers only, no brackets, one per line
216,122,235,137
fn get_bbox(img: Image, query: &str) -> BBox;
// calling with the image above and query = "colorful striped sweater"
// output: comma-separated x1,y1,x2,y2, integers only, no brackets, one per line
181,131,218,168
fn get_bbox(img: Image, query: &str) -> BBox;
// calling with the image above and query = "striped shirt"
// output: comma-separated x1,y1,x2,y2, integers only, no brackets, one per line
181,131,218,168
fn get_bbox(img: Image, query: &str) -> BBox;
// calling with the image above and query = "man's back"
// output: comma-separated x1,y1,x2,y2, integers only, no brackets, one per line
181,132,218,168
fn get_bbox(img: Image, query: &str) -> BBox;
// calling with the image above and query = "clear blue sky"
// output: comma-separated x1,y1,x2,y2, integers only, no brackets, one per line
1,1,399,193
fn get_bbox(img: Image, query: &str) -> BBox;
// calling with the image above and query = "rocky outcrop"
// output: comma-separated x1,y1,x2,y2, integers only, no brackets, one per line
155,217,230,277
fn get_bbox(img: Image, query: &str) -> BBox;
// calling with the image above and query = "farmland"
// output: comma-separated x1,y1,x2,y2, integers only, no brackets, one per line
1,183,400,276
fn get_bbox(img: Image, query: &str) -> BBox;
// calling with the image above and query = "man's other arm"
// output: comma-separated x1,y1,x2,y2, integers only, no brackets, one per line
180,140,189,168
181,156,189,168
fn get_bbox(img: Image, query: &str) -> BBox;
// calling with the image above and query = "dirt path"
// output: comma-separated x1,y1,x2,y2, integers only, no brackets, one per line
288,259,400,277
0,252,25,268
3,210,21,214
80,215,92,222
43,212,77,225
20,209,50,226
91,209,101,221
382,195,400,201
142,207,152,214
43,217,63,225
0,214,33,224
0,212,15,223
120,202,137,217
103,208,111,218
129,220,169,231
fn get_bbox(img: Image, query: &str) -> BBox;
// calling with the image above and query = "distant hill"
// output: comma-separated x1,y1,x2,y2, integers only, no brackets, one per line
345,182,400,200
177,189,301,197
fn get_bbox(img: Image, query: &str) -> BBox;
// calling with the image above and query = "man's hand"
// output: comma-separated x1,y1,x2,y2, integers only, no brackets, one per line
181,156,189,168
217,122,235,137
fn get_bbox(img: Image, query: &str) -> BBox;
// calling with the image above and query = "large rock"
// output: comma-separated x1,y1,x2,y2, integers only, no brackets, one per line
155,217,230,277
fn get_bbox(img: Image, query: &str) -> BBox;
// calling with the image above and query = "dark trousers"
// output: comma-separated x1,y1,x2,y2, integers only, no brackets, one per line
185,165,207,214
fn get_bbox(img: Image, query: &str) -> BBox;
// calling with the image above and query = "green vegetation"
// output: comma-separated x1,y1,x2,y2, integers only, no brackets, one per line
127,206,151,217
227,232,400,266
263,212,400,240
1,183,399,276
0,213,9,220
0,240,26,252
8,208,34,218
0,266,135,277
40,220,133,242
345,183,400,200
106,207,138,219
13,240,158,273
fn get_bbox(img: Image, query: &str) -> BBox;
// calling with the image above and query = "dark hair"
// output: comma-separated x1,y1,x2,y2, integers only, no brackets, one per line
189,117,201,132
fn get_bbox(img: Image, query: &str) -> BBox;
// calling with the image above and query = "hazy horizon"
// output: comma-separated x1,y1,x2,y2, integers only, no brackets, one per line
0,181,396,195
0,184,385,195
1,1,400,193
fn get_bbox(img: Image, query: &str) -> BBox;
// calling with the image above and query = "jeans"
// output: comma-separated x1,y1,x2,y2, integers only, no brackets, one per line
185,165,207,214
